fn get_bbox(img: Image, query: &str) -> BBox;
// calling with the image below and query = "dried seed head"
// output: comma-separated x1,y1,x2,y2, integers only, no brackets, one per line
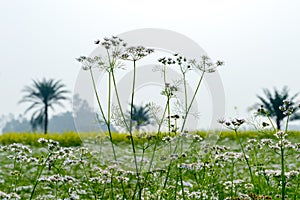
262,122,269,127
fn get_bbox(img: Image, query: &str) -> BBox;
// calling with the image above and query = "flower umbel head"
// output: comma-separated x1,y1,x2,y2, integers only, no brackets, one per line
161,82,178,98
279,99,295,116
120,46,154,61
158,53,192,74
100,36,127,50
189,55,224,73
77,36,127,71
218,118,245,130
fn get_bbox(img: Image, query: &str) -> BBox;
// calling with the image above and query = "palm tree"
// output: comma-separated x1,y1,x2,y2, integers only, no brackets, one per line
254,86,300,130
20,78,69,134
128,104,152,131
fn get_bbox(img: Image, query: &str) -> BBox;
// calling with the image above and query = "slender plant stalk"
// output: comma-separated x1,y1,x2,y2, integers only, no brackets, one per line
30,153,52,200
193,172,200,186
167,98,171,134
230,162,235,199
121,180,127,200
111,70,130,131
280,137,285,200
163,64,171,135
267,115,276,131
234,129,255,191
107,55,138,200
91,68,128,199
148,102,168,172
81,156,97,199
281,114,290,200
174,173,179,200
182,73,188,152
180,70,205,132
89,68,117,161
172,71,206,155
285,114,290,133
110,174,115,200
163,65,167,87
55,182,57,200
182,71,188,114
139,145,147,173
107,71,117,161
163,162,172,190
294,181,299,200
101,184,107,199
163,69,206,197
126,60,141,200
179,167,186,200
128,60,139,176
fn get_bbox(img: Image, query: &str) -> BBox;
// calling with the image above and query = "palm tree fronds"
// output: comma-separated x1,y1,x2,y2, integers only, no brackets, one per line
20,78,69,134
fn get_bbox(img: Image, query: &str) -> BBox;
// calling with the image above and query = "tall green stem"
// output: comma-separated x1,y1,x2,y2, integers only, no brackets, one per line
129,60,139,176
280,139,285,200
30,153,52,200
167,98,171,134
107,71,117,160
148,102,168,172
183,73,188,114
180,71,205,132
267,115,276,131
281,114,290,200
81,160,97,199
111,70,130,131
89,69,108,125
230,162,234,199
89,69,117,161
179,167,186,200
235,129,255,191
163,65,171,135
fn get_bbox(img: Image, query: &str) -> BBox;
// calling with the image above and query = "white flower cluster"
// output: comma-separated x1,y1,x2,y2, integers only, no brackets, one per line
38,175,75,183
192,135,203,142
260,138,274,146
259,169,299,179
211,145,230,155
179,162,212,171
162,136,173,143
223,179,245,190
38,138,60,151
0,191,21,200
274,131,288,139
216,152,244,163
0,143,32,154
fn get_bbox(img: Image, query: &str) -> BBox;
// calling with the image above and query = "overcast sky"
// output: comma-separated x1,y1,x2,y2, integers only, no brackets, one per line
1,0,300,128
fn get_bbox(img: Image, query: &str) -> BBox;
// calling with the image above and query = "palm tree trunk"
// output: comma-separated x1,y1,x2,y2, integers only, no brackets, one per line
44,103,48,134
276,118,281,130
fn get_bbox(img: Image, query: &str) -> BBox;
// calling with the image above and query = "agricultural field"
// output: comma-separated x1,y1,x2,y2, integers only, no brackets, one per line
1,129,300,199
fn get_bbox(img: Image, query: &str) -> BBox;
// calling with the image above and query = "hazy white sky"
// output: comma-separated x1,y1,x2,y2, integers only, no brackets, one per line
1,0,300,127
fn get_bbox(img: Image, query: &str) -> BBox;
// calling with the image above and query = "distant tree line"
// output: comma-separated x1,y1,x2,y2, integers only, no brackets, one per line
1,94,112,133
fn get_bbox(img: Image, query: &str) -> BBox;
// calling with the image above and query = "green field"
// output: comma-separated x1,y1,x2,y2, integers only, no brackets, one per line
0,130,300,199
